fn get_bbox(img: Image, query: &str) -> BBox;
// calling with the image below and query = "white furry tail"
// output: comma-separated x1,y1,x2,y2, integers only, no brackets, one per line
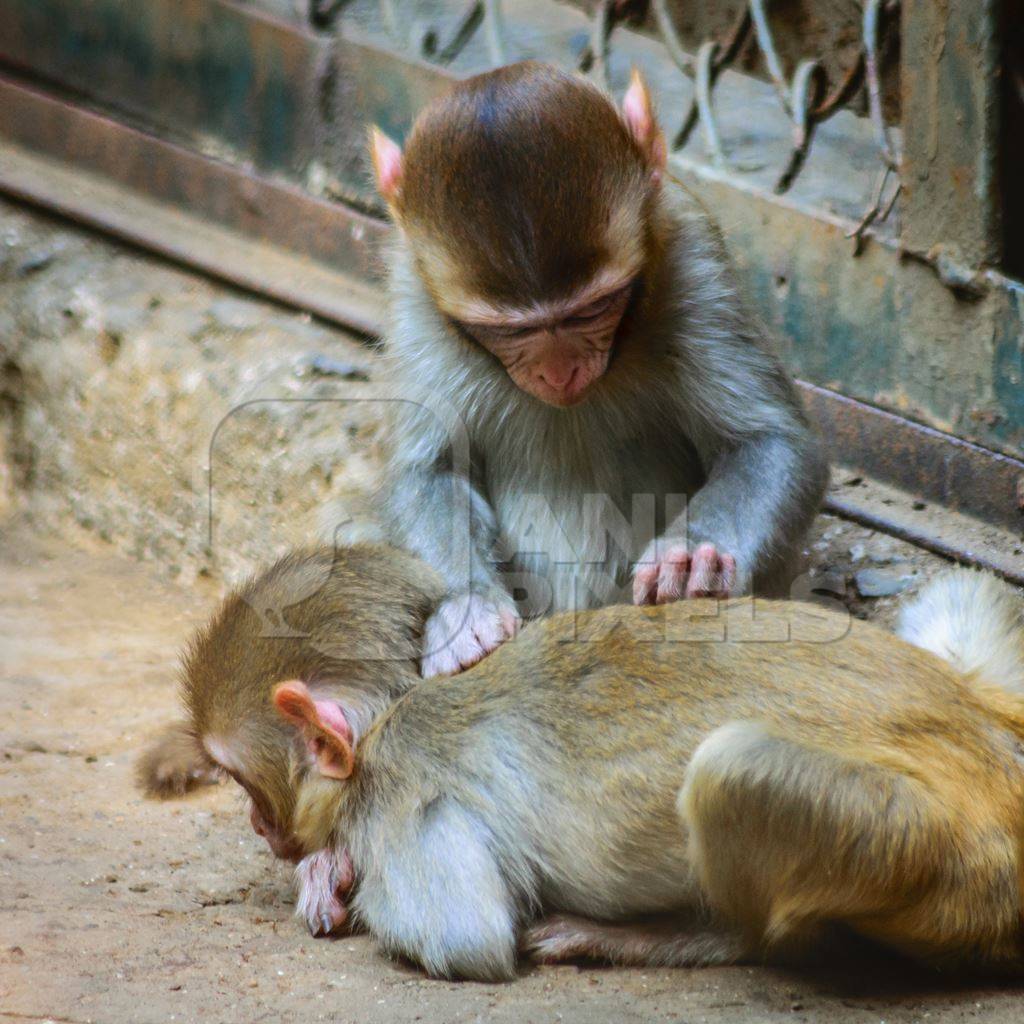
897,569,1024,695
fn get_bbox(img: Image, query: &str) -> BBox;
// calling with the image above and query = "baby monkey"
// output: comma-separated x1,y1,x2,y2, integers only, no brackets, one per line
145,544,1024,980
373,61,829,675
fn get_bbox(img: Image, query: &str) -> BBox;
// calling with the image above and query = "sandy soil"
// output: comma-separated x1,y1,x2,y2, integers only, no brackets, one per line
2,525,1024,1024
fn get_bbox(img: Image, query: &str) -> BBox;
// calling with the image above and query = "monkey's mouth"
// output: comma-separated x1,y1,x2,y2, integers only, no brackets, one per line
542,384,592,408
250,802,305,862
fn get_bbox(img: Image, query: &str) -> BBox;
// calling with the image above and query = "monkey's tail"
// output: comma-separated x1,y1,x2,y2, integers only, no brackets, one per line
897,569,1024,696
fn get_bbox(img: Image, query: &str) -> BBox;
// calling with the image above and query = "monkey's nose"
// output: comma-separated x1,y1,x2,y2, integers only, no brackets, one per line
540,364,578,392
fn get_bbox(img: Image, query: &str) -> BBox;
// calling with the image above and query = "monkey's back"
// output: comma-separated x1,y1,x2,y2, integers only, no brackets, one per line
352,597,1024,918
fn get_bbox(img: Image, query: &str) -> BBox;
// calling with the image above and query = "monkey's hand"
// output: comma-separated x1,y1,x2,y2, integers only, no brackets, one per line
135,721,221,798
633,540,737,604
295,848,354,937
420,591,520,678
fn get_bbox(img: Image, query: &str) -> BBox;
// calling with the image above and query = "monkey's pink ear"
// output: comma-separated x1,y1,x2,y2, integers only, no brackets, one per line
622,69,667,183
272,680,355,780
369,126,404,203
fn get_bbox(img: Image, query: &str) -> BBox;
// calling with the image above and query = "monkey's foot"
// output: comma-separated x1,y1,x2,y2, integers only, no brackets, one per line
295,848,354,937
420,592,520,678
524,914,743,968
633,542,737,604
523,914,610,963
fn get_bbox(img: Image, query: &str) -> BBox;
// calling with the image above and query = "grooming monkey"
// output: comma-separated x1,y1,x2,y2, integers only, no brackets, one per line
371,61,829,675
153,544,1024,979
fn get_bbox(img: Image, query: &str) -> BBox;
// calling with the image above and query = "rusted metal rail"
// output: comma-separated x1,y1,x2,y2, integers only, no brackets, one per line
0,74,385,333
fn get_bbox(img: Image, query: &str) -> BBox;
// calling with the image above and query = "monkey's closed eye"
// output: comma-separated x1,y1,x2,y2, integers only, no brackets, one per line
564,283,633,326
458,321,533,347
568,298,613,323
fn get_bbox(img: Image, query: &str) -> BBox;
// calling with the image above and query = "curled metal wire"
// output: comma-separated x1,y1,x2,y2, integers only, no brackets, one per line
405,0,507,67
694,41,727,167
748,1,866,192
669,7,751,151
482,0,508,66
693,38,764,172
864,0,899,169
775,58,826,193
578,0,614,86
847,0,902,252
656,1,867,191
650,0,694,75
396,0,903,220
748,0,792,115
577,1,649,87
847,164,901,254
417,1,482,64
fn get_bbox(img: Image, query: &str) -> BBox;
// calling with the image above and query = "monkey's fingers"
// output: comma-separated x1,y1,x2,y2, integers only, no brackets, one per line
499,605,523,639
655,546,692,605
632,564,660,605
685,544,734,599
296,849,352,937
421,594,516,677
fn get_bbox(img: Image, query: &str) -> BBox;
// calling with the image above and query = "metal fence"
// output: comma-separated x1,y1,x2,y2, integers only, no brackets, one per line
0,0,1022,574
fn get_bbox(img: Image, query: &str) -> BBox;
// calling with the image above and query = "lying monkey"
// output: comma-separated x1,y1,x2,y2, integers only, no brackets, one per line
142,545,1024,979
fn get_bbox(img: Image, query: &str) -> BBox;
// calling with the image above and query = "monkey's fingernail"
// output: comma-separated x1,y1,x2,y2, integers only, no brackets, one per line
321,913,333,935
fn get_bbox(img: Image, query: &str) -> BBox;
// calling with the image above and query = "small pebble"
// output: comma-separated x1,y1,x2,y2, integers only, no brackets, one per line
854,565,917,597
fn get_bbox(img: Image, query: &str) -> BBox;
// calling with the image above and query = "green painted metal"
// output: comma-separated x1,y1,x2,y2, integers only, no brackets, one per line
675,159,1024,457
900,0,1002,271
0,0,330,175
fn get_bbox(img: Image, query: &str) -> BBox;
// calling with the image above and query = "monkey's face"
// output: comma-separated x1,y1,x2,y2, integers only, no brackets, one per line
370,62,666,408
202,732,307,862
453,277,636,406
247,794,305,862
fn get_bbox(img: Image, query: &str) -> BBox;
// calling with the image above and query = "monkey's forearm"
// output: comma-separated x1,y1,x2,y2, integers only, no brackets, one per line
384,467,505,598
683,432,828,587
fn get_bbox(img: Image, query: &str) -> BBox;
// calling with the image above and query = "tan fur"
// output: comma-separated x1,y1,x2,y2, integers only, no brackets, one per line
166,547,1024,980
135,720,219,798
135,545,444,827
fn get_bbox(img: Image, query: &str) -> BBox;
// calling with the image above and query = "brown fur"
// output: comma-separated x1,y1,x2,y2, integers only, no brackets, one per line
393,61,650,308
137,545,444,825
162,546,1024,980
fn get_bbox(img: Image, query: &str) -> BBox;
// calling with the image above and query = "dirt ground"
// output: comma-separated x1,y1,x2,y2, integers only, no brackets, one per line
3,528,1024,1024
2,204,1024,1023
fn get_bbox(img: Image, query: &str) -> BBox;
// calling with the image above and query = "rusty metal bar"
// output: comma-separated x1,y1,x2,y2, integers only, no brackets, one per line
0,0,333,179
0,74,385,283
0,73,385,333
800,383,1024,534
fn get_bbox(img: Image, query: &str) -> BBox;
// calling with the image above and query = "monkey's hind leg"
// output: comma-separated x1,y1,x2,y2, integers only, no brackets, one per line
679,722,1024,969
135,720,221,798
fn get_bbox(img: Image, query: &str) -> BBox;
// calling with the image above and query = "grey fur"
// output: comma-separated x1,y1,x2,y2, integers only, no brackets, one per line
380,185,828,621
